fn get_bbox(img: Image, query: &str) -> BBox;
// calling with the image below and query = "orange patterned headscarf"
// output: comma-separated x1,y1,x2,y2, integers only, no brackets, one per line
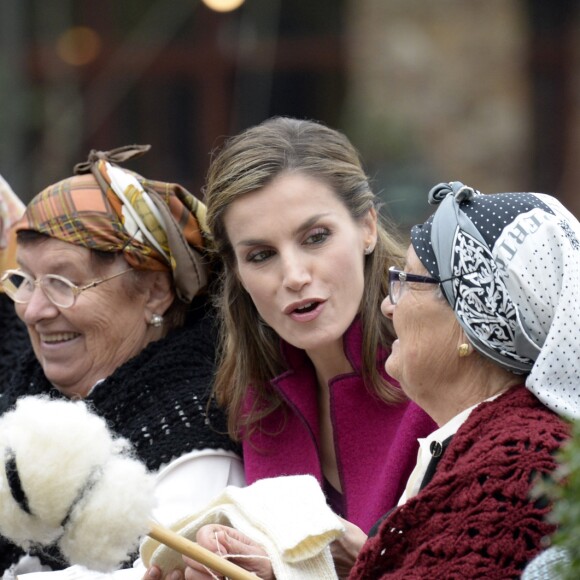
15,145,208,302
0,174,25,280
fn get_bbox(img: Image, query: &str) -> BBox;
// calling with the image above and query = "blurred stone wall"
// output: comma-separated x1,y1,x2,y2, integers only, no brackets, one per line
561,12,580,217
342,0,530,228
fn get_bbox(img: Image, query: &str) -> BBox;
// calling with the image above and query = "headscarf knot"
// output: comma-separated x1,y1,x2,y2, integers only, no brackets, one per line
428,181,479,205
73,145,151,175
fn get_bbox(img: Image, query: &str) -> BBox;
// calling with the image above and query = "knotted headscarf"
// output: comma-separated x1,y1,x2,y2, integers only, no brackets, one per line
0,174,25,278
15,145,208,302
411,181,580,419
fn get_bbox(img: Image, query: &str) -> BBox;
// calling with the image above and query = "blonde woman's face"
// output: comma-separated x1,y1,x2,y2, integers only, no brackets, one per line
224,172,377,361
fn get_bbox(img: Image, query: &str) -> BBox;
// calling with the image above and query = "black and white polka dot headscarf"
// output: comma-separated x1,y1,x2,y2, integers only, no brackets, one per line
411,181,580,419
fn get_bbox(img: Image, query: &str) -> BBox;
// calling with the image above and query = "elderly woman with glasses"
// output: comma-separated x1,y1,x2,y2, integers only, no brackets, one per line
349,182,576,578
0,146,244,578
174,182,575,580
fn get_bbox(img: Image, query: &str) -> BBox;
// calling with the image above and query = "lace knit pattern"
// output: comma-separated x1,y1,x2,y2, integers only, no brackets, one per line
350,386,570,580
0,300,240,572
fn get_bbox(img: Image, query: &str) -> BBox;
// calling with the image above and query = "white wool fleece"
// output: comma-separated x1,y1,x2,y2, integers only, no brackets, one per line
0,396,156,572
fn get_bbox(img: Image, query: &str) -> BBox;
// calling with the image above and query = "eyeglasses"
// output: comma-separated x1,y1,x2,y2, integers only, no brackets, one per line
388,267,440,305
0,268,133,309
388,266,478,305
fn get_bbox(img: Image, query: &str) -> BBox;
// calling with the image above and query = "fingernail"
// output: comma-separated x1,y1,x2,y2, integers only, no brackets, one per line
146,568,161,580
170,571,183,580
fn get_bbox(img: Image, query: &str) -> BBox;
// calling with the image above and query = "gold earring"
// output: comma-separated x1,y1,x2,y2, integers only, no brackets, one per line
458,343,470,357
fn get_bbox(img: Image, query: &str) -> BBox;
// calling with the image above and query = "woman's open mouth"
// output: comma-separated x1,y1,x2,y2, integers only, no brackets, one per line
293,301,318,314
287,300,325,322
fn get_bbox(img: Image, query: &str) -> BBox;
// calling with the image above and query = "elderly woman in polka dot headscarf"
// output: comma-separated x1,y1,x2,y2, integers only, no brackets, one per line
349,182,577,579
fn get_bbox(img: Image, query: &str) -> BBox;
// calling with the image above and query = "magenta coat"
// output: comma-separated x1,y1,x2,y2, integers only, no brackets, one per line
242,319,436,533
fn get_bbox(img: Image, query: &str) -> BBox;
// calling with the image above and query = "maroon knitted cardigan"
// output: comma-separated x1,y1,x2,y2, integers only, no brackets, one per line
350,386,570,580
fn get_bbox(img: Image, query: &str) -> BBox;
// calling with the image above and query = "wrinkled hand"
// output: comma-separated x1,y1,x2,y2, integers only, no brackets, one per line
330,518,367,579
143,524,274,580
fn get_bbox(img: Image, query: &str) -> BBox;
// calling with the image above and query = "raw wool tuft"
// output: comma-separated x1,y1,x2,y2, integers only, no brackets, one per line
0,396,118,546
59,454,155,571
0,396,156,572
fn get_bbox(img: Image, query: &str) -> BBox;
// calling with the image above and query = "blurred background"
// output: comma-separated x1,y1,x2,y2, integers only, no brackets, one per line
1,0,579,232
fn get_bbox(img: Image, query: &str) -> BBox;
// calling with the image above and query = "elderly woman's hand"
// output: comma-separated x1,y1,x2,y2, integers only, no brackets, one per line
143,524,274,580
330,518,368,579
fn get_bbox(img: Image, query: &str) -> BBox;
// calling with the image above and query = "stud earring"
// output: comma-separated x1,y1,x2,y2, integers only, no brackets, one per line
150,313,164,327
364,245,374,255
458,343,471,357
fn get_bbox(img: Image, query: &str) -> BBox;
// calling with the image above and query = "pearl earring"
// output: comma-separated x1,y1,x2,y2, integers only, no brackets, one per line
150,313,164,327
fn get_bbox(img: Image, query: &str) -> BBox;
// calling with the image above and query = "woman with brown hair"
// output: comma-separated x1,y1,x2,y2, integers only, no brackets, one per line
144,117,436,580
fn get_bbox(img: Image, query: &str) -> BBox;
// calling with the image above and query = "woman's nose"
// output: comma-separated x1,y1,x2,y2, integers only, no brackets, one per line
19,286,59,325
381,295,395,319
281,252,311,291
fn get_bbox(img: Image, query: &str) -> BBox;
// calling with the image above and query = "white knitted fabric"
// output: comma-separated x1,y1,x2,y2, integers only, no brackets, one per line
141,475,343,579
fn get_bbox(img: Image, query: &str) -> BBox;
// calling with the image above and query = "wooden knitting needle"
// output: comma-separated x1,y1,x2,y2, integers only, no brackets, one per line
148,521,260,580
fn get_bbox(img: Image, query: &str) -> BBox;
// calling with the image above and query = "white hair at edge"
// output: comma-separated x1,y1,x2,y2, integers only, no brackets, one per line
0,396,156,571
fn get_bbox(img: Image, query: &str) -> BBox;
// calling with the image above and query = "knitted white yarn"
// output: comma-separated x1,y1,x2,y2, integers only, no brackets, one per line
0,396,156,572
141,475,343,579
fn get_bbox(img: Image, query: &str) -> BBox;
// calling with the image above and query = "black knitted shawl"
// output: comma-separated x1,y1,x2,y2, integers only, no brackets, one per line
0,294,29,386
0,299,240,572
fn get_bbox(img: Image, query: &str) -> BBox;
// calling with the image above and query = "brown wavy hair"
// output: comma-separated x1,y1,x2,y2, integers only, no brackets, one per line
204,116,405,440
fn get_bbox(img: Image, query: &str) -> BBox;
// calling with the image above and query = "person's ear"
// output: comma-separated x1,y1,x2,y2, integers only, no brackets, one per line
143,271,175,322
362,207,378,254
